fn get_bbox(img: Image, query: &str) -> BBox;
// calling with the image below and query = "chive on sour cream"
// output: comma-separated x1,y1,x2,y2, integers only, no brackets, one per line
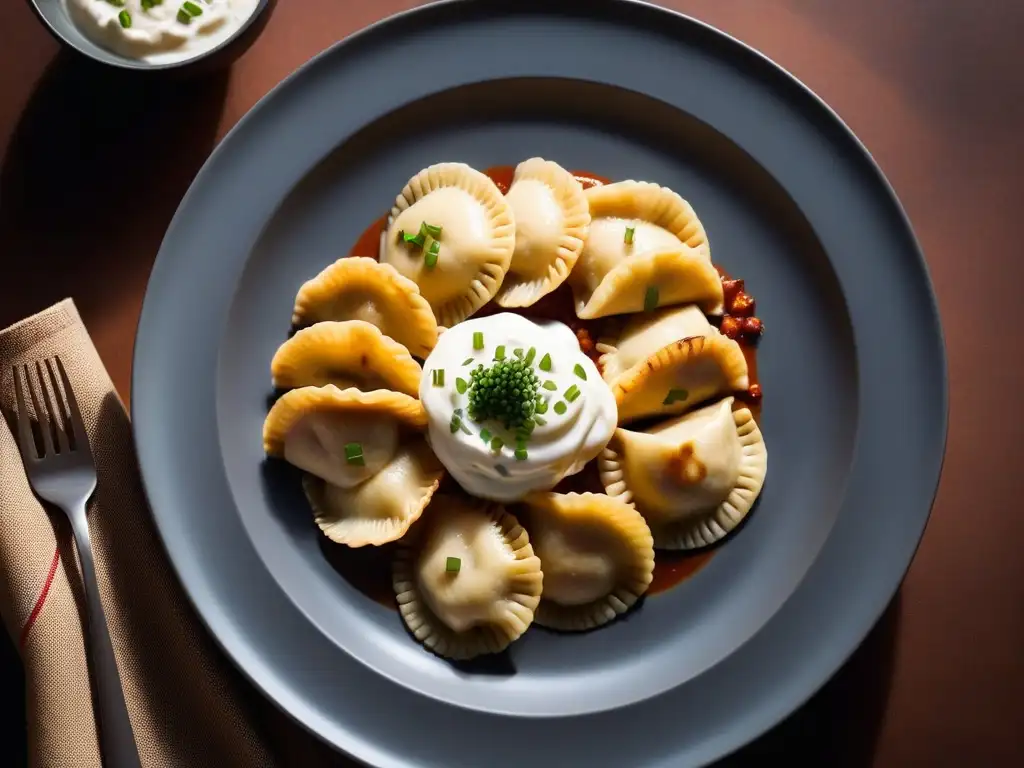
420,313,617,502
68,0,260,65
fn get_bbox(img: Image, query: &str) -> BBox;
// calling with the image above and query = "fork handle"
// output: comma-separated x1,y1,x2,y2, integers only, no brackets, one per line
68,503,143,768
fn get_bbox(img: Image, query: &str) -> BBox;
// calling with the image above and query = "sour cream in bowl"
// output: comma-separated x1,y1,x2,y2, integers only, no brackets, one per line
59,0,265,67
420,313,617,502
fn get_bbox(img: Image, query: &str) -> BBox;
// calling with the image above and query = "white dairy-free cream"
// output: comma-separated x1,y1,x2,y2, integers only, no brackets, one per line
67,0,260,65
420,313,617,502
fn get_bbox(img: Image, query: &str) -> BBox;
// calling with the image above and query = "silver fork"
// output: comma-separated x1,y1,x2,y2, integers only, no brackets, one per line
12,357,141,768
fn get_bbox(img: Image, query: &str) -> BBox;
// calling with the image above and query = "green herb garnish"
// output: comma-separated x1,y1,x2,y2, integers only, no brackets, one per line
643,285,659,312
573,363,587,380
480,428,492,443
466,358,539,429
462,358,474,366
564,384,581,402
455,377,468,394
554,401,568,415
535,398,549,414
402,231,426,248
118,9,131,26
494,345,506,361
514,447,528,461
445,556,461,573
344,442,364,466
432,369,445,387
423,222,443,238
425,239,440,269
539,353,552,372
524,347,537,366
449,415,461,433
542,380,558,391
183,1,203,16
663,388,689,405
533,415,547,426
624,225,636,244
104,0,125,6
513,348,524,358
473,331,484,350
490,436,504,452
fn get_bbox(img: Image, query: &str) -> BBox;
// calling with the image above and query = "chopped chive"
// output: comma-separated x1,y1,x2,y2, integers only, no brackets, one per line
462,358,474,366
535,399,549,414
534,415,547,426
460,420,472,435
141,0,151,7
644,285,659,312
573,363,587,380
402,231,425,248
624,225,636,244
663,388,689,405
539,353,552,372
104,0,125,5
419,222,429,237
494,345,506,361
425,240,440,268
423,223,443,238
513,348,524,358
524,347,537,365
445,556,461,573
118,9,131,26
177,8,190,22
432,369,445,387
542,380,558,391
473,331,484,350
490,436,504,452
480,428,493,443
564,385,581,402
514,447,529,461
455,377,468,394
183,0,203,16
344,443,365,465
454,407,463,416
554,401,568,415
449,416,460,433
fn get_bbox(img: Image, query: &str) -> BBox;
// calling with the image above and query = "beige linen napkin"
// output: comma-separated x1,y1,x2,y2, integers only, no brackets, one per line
0,300,345,768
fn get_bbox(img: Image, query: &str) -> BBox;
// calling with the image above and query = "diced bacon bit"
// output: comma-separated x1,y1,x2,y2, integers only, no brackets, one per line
722,278,745,303
720,316,743,340
729,292,756,317
576,327,595,353
741,317,764,340
745,383,763,403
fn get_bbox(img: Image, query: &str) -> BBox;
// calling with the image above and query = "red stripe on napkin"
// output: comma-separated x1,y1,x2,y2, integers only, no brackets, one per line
19,546,60,649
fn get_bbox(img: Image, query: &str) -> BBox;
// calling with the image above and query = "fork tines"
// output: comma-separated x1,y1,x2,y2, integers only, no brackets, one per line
12,356,86,460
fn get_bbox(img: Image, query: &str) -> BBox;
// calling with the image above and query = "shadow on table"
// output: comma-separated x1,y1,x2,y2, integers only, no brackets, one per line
717,590,902,767
0,49,229,330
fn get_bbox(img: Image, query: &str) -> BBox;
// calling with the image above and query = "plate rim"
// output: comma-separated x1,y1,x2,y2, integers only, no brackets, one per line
132,0,948,764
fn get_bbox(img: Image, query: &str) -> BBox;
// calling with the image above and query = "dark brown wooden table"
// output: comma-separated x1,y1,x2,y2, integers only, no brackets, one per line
2,1,1022,765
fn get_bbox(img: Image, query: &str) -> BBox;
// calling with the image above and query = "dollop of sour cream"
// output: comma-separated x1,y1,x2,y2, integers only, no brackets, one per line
67,0,260,66
420,313,617,502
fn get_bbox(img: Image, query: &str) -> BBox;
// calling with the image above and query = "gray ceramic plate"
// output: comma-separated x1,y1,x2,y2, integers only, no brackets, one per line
132,1,947,765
